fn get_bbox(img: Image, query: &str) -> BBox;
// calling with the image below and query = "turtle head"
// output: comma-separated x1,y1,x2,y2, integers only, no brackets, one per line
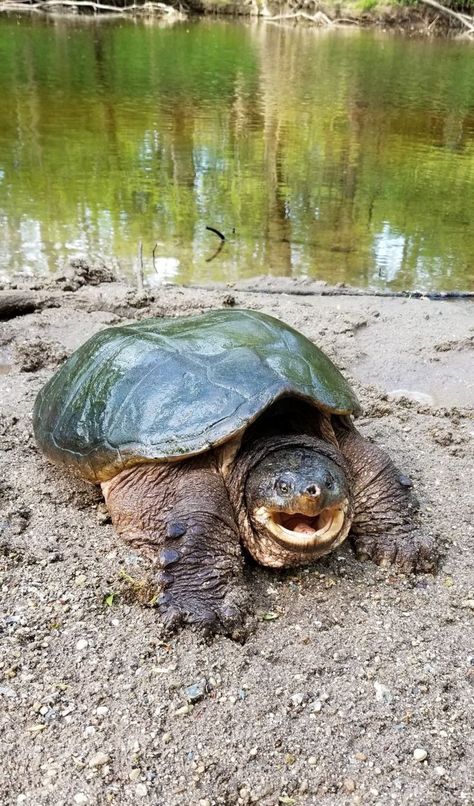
242,439,352,567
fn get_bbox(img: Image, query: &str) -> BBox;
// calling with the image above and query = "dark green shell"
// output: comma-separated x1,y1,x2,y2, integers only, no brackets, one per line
33,309,361,482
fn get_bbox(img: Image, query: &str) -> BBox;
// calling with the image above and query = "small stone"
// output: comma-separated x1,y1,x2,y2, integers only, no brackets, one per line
73,795,88,805
290,692,305,707
308,756,317,766
96,504,111,524
83,726,95,738
413,748,428,762
249,747,258,758
199,800,211,806
0,686,17,699
185,679,207,703
173,704,193,717
96,706,109,717
355,752,367,762
129,769,141,782
136,783,147,797
75,575,87,587
374,681,393,703
28,723,47,734
76,639,88,651
88,752,109,768
434,766,446,777
344,779,356,793
162,732,172,744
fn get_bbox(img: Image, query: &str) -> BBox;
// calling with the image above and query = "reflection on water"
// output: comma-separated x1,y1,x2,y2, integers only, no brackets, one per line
0,18,473,291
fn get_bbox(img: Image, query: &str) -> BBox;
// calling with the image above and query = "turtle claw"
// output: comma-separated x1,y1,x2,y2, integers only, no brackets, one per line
158,592,247,638
414,536,439,574
353,530,438,574
155,503,248,637
160,603,184,633
166,521,187,539
396,533,438,574
159,547,181,567
156,553,248,637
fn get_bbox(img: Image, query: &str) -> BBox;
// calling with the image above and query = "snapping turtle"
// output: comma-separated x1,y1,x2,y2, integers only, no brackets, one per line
33,309,436,633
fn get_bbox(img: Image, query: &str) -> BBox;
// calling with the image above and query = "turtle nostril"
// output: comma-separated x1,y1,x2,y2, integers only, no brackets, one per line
324,473,335,490
306,484,321,497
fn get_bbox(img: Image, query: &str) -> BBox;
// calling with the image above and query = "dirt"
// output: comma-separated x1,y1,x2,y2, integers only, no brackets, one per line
0,272,473,806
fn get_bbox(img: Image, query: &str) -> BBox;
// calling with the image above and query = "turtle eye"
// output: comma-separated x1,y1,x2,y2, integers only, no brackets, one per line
275,478,291,495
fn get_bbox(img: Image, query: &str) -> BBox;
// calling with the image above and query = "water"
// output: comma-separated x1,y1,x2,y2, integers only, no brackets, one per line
0,17,473,291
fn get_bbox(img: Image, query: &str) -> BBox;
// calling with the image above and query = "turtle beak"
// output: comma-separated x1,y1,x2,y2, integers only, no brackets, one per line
253,500,350,551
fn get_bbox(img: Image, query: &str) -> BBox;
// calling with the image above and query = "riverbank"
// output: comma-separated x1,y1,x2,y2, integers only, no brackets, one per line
0,0,473,37
1,271,473,804
193,0,474,37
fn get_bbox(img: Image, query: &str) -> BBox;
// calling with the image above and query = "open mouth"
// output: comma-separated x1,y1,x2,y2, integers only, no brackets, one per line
253,503,348,550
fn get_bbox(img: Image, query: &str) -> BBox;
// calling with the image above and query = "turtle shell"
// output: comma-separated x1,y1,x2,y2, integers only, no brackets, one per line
33,309,361,482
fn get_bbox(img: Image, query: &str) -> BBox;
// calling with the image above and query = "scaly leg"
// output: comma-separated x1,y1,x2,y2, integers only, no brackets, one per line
336,420,437,573
102,457,247,634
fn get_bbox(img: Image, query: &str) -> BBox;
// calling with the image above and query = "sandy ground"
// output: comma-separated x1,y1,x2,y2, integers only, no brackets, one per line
0,273,473,806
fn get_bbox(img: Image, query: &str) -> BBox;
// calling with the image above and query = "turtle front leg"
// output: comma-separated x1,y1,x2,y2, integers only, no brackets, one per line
336,421,437,573
101,459,247,635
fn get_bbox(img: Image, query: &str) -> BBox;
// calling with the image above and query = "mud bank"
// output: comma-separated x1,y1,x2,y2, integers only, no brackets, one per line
0,0,469,36
183,0,466,36
0,275,473,805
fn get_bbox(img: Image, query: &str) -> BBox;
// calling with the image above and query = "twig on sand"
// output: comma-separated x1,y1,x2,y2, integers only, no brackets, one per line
185,284,474,301
136,241,144,292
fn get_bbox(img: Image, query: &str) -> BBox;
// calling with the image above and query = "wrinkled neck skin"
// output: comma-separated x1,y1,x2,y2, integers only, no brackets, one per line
225,431,353,569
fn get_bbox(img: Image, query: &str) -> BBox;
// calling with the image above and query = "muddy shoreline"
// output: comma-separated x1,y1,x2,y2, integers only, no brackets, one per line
190,1,460,37
0,1,470,37
1,274,473,805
